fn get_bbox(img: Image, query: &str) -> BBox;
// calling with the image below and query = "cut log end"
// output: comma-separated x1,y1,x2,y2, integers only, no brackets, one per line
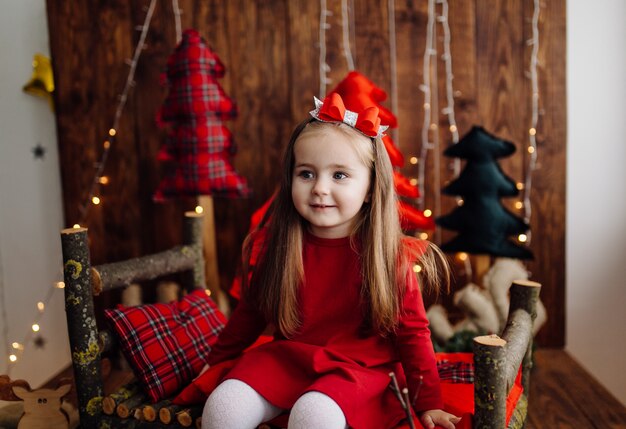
102,396,116,415
512,279,542,288
474,334,507,347
159,407,172,424
91,267,103,296
143,405,157,422
61,227,87,234
177,409,193,427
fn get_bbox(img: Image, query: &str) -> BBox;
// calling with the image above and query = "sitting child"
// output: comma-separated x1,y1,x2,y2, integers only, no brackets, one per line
202,94,460,429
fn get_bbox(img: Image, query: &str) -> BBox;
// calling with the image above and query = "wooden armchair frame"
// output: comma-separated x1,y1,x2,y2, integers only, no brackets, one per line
60,212,539,428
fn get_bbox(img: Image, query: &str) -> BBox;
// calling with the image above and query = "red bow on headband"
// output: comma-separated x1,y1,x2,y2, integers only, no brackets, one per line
317,93,383,138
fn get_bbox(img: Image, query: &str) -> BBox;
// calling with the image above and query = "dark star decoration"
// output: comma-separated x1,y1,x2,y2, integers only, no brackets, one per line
32,143,46,160
33,335,47,349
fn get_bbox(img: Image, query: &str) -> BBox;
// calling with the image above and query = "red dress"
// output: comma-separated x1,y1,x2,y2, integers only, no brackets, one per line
208,233,442,428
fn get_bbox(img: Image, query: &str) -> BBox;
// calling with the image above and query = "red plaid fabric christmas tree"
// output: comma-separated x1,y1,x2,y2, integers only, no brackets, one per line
154,29,250,201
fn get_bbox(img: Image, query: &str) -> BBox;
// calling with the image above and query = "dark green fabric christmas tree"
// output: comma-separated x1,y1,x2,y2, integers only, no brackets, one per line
436,126,533,259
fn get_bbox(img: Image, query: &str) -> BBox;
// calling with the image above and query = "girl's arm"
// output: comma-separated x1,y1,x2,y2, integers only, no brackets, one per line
394,269,443,412
207,297,267,365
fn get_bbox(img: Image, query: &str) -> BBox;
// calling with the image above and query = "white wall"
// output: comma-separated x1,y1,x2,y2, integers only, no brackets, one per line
566,0,626,406
0,1,70,387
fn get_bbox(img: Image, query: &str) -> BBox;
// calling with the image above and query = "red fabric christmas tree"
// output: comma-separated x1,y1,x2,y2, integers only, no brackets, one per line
154,29,250,201
328,71,435,231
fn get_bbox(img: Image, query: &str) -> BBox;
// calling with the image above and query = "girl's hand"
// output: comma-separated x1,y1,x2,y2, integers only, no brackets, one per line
419,409,461,429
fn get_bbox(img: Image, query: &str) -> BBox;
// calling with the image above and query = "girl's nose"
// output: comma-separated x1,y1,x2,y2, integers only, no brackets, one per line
312,178,329,195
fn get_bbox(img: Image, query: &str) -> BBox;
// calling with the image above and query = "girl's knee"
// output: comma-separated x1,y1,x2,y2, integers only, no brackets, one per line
288,391,347,429
202,379,282,429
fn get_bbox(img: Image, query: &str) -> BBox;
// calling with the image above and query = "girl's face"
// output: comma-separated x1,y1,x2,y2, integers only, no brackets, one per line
291,125,372,239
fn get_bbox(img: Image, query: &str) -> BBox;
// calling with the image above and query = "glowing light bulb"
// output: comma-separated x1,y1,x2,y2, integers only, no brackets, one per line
103,140,111,149
515,201,523,209
9,354,17,363
73,224,81,229
413,264,422,273
204,289,212,297
37,302,45,312
109,128,116,137
92,196,101,205
529,128,537,136
419,232,429,240
424,209,432,217
99,176,110,185
410,157,418,165
449,125,457,133
457,199,464,206
516,182,524,190
518,234,528,243
409,178,418,186
528,146,535,154
32,324,40,332
195,205,203,214
458,252,468,261
12,342,22,350
55,282,65,289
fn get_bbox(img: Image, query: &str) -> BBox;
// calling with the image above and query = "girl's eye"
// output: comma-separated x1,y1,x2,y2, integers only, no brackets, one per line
333,172,348,180
298,170,314,179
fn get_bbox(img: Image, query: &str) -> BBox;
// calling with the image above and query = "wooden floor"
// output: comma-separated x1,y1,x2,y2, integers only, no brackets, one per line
42,348,626,428
526,349,626,428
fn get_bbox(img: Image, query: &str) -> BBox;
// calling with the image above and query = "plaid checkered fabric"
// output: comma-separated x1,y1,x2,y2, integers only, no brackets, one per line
104,289,226,403
436,358,475,384
155,29,250,200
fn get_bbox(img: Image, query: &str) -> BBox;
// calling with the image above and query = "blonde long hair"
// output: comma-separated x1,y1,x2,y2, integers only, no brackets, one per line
243,119,449,337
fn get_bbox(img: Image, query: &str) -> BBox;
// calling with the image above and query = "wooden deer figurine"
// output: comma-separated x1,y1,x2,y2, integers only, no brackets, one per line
11,381,72,429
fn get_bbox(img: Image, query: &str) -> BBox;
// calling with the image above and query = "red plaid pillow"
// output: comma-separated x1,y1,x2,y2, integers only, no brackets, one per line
104,289,226,402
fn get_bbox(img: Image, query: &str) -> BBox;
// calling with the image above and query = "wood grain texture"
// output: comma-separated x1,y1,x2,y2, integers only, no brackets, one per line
526,349,626,428
47,0,566,346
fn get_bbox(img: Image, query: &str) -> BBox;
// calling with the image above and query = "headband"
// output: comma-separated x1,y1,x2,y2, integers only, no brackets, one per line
309,93,388,139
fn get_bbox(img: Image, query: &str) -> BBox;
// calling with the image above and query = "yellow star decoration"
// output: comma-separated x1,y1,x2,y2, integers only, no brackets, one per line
23,53,54,110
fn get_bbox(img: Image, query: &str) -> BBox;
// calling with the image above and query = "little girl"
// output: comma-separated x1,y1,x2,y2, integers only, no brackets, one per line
202,94,460,429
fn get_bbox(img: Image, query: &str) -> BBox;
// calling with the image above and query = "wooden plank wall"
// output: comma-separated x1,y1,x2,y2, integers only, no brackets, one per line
46,0,566,346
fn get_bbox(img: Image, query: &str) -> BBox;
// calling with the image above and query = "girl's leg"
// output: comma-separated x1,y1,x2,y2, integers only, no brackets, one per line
287,391,348,429
202,379,283,429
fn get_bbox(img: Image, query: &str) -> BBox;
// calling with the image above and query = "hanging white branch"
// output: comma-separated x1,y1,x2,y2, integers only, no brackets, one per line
388,0,399,144
418,0,436,212
172,0,182,44
341,0,355,71
319,0,331,98
438,0,460,175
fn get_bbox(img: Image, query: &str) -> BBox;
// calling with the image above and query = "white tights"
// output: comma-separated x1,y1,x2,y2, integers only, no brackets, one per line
202,379,347,429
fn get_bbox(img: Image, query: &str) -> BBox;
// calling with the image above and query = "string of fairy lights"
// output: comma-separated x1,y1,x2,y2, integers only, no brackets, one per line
5,0,161,370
